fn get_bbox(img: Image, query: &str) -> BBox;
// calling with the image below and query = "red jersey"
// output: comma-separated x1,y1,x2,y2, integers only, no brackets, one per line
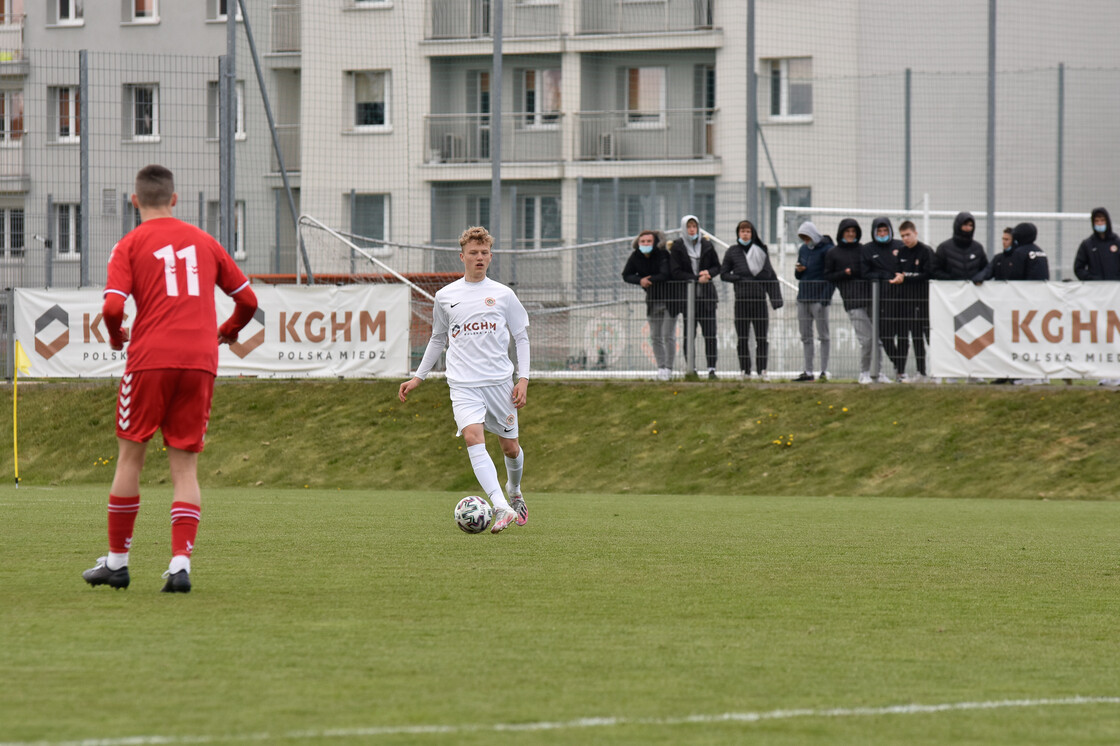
105,217,250,375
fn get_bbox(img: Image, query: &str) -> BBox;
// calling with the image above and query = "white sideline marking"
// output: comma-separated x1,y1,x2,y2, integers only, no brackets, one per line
4,696,1118,745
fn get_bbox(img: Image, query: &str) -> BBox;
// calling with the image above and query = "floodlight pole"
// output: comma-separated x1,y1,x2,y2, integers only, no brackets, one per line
985,0,996,254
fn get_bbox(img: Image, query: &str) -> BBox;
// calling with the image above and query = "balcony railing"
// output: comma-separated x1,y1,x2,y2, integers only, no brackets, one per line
575,109,715,161
270,123,300,172
427,0,560,40
580,0,713,34
0,14,24,63
271,4,300,53
425,113,562,164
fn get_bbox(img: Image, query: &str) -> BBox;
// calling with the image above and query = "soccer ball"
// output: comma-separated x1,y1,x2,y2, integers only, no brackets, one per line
454,495,493,534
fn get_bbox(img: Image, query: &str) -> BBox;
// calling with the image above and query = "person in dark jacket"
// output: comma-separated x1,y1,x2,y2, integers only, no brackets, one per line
720,219,783,380
669,214,721,379
976,222,1050,282
893,221,935,380
793,221,835,381
825,218,877,383
623,229,675,381
933,211,988,281
1073,207,1120,281
866,217,906,383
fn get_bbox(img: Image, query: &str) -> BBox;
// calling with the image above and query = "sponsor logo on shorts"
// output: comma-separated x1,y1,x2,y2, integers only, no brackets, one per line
505,413,515,426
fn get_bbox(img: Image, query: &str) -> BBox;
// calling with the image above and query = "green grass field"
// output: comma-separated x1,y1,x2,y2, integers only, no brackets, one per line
2,485,1118,745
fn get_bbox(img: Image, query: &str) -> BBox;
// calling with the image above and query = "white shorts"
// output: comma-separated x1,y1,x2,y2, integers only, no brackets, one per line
449,382,519,439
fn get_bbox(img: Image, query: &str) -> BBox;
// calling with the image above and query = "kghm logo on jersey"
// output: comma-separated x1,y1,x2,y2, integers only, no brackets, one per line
485,297,496,306
452,320,498,339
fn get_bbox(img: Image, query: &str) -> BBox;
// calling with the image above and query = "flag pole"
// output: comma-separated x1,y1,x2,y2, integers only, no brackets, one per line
12,361,19,487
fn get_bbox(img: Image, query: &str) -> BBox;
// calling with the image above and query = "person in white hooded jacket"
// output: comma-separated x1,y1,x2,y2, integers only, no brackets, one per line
668,214,721,379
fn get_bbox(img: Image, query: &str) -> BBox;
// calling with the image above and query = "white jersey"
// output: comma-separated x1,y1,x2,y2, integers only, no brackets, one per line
430,276,529,387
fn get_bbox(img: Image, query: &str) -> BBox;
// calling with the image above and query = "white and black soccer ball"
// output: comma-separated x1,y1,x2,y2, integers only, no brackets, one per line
454,495,493,534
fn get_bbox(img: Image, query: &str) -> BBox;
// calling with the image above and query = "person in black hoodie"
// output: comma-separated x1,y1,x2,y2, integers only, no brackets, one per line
825,218,877,383
866,216,906,383
720,219,783,380
1073,207,1120,281
933,211,988,281
894,221,935,380
794,221,835,381
622,230,675,381
976,222,1050,282
669,214,721,379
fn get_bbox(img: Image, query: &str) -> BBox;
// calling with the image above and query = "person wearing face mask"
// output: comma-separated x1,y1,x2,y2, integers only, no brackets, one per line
1073,208,1120,282
793,221,835,381
825,218,877,384
669,215,721,379
933,211,988,281
864,217,906,383
720,220,783,381
623,230,675,381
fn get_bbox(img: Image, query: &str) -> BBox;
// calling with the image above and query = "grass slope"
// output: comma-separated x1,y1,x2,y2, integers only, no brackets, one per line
3,379,1118,499
2,487,1118,745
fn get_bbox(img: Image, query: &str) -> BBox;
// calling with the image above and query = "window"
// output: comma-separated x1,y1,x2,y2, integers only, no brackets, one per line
352,71,388,130
55,202,81,258
0,90,22,145
624,194,665,237
766,57,812,120
207,80,245,139
51,0,82,25
50,86,80,143
1,0,23,25
123,0,157,23
519,195,560,250
350,194,388,251
0,207,24,259
624,67,665,127
767,186,811,243
521,69,560,127
124,84,159,141
206,200,246,259
211,0,242,20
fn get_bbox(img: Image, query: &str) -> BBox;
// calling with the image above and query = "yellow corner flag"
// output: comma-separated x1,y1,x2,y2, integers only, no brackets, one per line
13,339,30,486
14,339,30,376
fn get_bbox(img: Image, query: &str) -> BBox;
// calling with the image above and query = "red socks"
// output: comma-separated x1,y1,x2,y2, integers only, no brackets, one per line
107,494,140,553
170,501,201,557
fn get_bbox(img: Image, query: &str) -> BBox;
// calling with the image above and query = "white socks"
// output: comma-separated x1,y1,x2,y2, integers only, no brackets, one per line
504,448,524,497
467,443,510,510
107,552,129,570
169,555,191,574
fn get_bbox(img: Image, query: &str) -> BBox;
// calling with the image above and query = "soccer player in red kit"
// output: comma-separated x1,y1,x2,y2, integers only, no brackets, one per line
82,165,258,593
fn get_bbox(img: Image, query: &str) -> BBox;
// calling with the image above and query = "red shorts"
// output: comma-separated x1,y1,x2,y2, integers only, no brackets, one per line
116,369,216,453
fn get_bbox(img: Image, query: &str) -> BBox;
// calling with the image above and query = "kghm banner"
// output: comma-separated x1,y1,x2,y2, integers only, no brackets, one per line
930,281,1120,379
14,285,411,378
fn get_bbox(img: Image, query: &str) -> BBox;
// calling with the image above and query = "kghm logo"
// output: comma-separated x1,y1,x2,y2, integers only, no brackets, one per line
954,300,995,359
229,307,266,359
34,304,69,359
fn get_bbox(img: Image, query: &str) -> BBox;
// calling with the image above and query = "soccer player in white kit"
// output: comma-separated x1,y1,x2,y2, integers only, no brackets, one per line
398,226,530,534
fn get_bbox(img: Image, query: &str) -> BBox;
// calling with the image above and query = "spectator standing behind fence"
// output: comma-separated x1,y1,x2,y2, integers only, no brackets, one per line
1073,208,1120,282
894,221,935,381
623,230,675,381
793,221,835,382
669,214,721,379
933,211,988,281
825,218,877,384
720,220,783,381
866,217,906,383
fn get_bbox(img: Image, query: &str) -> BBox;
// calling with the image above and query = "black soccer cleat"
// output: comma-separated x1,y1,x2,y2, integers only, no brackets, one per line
160,569,191,594
83,557,130,589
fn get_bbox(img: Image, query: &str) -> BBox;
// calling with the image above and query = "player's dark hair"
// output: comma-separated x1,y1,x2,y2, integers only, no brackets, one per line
135,165,175,208
898,220,916,233
1003,226,1014,235
637,230,657,244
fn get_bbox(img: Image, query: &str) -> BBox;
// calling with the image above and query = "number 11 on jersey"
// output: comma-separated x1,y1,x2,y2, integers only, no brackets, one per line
154,244,199,297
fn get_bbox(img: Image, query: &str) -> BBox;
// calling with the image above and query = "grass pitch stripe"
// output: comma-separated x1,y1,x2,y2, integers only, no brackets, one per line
4,696,1118,745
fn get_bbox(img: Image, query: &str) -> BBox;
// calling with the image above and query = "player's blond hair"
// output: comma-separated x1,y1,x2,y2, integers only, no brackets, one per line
458,226,494,250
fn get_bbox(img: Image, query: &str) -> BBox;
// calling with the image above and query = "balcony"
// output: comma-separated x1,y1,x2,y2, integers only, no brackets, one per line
270,123,300,173
427,0,560,40
425,113,562,164
579,0,713,34
271,4,300,53
575,109,715,161
0,141,29,192
0,14,26,74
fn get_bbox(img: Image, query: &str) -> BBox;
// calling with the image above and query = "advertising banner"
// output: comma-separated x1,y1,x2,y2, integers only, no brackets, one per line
930,281,1120,379
14,284,411,378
